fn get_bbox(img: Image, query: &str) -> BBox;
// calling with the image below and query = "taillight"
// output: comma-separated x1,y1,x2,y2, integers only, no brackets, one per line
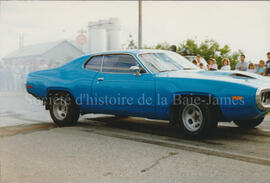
26,84,33,89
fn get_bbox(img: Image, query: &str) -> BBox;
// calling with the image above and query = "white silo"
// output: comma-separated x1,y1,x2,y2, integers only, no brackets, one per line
88,20,107,53
107,18,121,51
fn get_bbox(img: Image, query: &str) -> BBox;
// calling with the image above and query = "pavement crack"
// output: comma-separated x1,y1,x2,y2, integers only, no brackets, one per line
141,152,178,173
103,172,113,176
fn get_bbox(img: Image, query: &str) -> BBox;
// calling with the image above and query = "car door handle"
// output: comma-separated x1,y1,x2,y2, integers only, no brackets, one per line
97,78,104,81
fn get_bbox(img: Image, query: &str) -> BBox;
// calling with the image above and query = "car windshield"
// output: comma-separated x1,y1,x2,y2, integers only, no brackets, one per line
138,52,198,73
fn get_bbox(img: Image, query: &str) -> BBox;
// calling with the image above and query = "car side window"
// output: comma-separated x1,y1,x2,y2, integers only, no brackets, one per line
102,54,143,74
85,56,103,71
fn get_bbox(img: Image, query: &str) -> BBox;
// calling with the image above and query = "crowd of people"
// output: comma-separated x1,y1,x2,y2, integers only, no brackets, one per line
169,45,270,75
191,52,270,76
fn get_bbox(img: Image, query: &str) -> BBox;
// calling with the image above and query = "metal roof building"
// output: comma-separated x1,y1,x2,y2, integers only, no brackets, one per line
3,40,84,67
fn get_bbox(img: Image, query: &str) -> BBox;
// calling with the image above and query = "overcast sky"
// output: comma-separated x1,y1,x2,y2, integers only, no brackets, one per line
0,1,270,62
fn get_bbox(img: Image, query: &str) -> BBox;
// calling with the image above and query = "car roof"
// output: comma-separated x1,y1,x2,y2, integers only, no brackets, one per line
86,49,171,57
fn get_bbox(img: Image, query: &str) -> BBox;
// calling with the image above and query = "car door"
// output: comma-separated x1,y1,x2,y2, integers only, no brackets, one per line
91,54,156,117
78,55,102,112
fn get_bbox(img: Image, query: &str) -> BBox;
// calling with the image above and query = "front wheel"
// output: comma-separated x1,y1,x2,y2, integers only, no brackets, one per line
178,98,217,139
234,117,264,129
49,92,80,126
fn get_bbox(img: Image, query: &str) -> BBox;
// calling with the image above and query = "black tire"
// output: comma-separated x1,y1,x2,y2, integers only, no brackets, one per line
49,92,80,126
177,96,217,139
234,117,264,129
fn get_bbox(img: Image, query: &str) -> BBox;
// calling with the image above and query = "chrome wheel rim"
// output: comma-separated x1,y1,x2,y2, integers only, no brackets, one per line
53,98,68,120
182,104,203,132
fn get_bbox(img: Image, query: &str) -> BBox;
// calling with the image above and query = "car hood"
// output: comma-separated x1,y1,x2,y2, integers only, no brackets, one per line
155,70,270,89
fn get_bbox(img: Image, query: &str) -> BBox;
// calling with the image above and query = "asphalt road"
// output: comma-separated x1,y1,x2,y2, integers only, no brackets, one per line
1,92,270,183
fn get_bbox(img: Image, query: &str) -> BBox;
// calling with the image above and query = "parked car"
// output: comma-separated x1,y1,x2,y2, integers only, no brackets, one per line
185,55,208,68
26,50,270,139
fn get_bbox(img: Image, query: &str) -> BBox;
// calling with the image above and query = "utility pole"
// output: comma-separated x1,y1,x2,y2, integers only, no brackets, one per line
138,0,142,49
0,1,2,19
19,33,24,49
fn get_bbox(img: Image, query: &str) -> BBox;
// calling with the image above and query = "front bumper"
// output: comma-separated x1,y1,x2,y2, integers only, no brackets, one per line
256,87,270,111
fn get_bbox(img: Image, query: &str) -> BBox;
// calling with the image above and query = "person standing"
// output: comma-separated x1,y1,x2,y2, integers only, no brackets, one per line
265,52,270,76
235,54,248,71
196,54,202,66
220,58,231,71
257,60,266,76
199,63,204,70
207,58,218,71
247,63,256,73
192,60,197,65
196,54,206,70
169,45,177,52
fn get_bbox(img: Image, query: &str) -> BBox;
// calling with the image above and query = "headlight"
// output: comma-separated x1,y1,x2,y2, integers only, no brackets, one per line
256,87,270,111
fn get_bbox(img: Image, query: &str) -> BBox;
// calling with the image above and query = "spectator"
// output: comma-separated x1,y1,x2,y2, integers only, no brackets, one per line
220,58,231,71
247,63,256,73
257,60,266,75
199,63,204,70
192,60,197,65
207,58,218,71
169,45,177,52
196,54,205,69
180,47,191,56
236,54,248,71
265,52,270,76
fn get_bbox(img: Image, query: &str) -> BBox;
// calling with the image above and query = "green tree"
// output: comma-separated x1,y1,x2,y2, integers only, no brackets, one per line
125,35,242,70
126,34,137,49
143,45,154,49
178,39,242,69
155,42,171,50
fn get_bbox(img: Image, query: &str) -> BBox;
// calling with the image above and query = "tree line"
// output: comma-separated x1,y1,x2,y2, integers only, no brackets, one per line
126,35,243,70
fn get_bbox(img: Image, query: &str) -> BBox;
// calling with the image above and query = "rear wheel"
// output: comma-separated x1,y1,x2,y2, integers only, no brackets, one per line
234,117,264,129
177,97,217,139
49,92,80,126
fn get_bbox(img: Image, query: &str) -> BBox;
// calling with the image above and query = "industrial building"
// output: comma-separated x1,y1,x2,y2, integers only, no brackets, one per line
1,40,84,91
0,17,121,91
87,17,121,53
3,17,121,66
3,40,84,69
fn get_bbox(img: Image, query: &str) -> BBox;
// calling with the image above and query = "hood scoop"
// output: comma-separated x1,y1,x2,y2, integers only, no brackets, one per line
230,73,256,79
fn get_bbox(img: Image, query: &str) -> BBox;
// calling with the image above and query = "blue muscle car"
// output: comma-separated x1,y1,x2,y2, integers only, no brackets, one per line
26,50,270,139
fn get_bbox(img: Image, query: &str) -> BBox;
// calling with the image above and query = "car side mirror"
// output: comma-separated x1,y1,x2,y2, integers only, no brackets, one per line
129,65,141,76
